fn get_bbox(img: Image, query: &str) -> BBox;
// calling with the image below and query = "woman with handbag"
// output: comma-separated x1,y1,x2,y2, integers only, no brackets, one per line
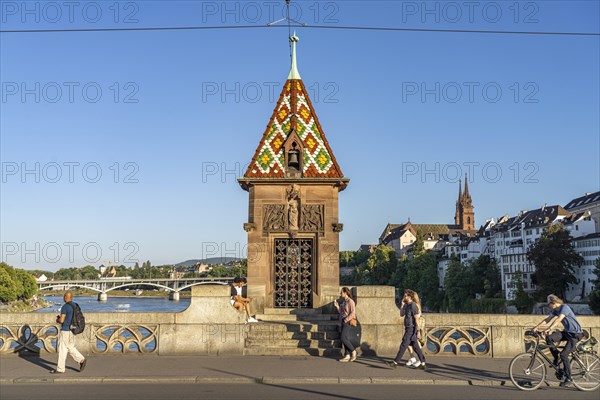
334,287,358,362
387,289,426,370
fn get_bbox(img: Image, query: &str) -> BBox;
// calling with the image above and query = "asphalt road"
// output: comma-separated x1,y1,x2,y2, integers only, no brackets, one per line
1,383,598,400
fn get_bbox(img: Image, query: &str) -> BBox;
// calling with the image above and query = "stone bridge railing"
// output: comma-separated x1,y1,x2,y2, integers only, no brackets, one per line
1,286,599,358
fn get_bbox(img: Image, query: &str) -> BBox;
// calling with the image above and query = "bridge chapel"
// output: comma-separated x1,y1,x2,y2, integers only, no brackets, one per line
238,34,349,312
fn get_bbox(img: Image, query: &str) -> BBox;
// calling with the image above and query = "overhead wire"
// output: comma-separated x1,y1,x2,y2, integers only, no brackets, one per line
1,25,598,36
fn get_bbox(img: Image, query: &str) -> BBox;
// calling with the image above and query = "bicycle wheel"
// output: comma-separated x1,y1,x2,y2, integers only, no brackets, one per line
571,352,600,391
509,352,546,391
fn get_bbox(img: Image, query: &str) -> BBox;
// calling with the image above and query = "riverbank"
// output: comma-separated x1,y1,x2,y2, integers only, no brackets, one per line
0,296,50,313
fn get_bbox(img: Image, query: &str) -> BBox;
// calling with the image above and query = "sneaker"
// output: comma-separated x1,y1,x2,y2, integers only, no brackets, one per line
79,359,87,372
406,357,417,367
339,355,351,363
49,370,64,374
350,350,357,362
386,361,398,369
418,362,427,371
410,360,422,368
559,378,573,388
247,317,258,323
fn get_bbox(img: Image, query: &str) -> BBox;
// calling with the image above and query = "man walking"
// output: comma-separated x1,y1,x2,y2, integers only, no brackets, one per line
51,291,86,374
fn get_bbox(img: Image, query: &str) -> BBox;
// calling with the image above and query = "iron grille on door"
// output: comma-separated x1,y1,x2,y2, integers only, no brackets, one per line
274,239,313,308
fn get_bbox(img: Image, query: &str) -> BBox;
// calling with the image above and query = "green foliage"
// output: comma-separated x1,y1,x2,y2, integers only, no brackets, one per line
339,251,355,268
528,225,582,300
441,255,503,312
469,255,502,298
462,298,506,313
589,258,600,315
365,245,397,285
55,265,99,280
0,262,38,302
399,252,442,311
412,233,425,258
207,265,230,277
0,266,18,302
511,274,535,314
230,261,248,278
354,250,370,266
444,260,472,312
16,269,37,299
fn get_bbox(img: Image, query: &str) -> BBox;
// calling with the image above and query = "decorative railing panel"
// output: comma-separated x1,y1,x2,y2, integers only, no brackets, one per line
92,324,158,353
0,324,59,353
425,326,491,356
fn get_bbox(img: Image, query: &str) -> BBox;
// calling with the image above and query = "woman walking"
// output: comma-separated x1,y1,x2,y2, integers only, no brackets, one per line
387,289,426,370
334,287,358,362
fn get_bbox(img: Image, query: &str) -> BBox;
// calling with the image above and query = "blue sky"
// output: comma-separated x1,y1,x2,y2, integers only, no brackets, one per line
1,1,599,270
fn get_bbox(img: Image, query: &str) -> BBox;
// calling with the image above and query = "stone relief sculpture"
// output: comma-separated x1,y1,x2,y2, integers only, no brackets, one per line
286,184,301,231
301,204,324,232
263,204,286,232
288,200,299,230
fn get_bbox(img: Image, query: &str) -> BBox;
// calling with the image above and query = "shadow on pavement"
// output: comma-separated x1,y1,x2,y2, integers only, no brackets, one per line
204,367,367,400
425,362,509,382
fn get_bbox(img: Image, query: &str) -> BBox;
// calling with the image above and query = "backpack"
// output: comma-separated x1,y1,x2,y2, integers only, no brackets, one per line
69,302,86,335
413,304,426,347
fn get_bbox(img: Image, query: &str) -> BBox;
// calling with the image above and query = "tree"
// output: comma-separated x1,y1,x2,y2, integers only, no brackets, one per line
0,263,37,301
365,245,397,285
354,250,370,266
528,225,582,300
444,260,471,312
339,251,354,268
468,255,501,298
207,265,230,277
16,269,37,299
230,261,248,278
412,233,425,258
412,252,443,311
0,263,24,299
80,265,100,280
511,274,535,314
588,258,600,315
0,266,18,302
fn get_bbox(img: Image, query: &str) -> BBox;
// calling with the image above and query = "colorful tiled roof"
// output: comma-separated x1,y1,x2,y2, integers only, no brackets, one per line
244,36,343,179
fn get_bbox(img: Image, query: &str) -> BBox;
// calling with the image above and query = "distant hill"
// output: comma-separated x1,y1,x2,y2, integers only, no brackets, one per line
175,257,242,267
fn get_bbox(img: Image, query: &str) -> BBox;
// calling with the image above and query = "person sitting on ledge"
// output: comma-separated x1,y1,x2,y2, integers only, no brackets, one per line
230,277,257,323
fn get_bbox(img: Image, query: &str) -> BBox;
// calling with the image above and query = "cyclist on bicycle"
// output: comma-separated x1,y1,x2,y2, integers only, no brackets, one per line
532,294,583,388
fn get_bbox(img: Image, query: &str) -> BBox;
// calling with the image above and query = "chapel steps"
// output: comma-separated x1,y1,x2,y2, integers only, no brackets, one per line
243,308,343,357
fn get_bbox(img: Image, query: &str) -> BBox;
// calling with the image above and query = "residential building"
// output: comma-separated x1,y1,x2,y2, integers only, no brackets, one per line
565,191,600,233
568,232,600,300
490,206,595,300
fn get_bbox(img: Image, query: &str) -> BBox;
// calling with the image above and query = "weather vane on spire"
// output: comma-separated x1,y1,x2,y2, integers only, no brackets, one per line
267,0,306,27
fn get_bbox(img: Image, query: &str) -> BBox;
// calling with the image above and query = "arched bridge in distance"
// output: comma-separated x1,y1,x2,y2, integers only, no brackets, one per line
37,277,235,301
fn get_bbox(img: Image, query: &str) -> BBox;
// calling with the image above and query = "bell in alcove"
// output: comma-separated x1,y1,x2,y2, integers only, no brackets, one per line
288,144,300,171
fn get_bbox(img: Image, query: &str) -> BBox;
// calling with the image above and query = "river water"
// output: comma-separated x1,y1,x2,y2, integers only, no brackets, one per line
35,296,191,313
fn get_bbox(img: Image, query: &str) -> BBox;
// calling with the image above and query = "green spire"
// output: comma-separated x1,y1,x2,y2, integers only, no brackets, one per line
287,33,301,80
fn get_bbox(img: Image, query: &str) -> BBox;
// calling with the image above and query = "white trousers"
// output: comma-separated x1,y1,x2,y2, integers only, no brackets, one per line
56,330,84,372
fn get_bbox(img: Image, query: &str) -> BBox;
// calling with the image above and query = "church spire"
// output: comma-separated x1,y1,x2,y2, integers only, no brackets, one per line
463,174,471,200
287,33,301,80
455,179,462,226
